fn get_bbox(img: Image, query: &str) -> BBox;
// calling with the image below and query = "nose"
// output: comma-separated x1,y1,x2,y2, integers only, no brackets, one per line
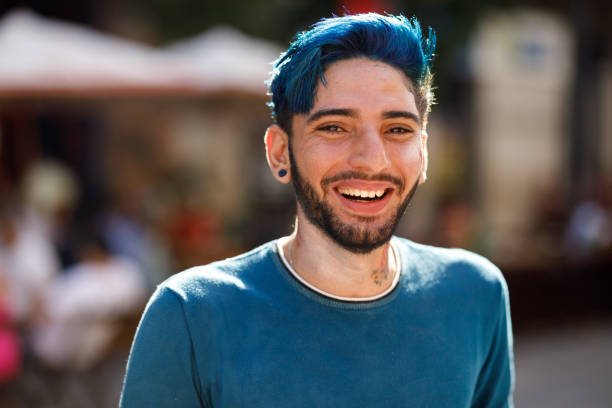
347,125,391,173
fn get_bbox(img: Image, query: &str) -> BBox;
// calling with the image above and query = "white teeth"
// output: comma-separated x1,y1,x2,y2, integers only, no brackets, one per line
338,188,386,198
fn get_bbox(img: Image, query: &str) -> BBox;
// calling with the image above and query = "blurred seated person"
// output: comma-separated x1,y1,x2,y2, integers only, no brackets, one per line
0,198,59,327
30,229,147,370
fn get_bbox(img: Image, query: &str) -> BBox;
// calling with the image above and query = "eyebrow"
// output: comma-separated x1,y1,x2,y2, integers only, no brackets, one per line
306,108,357,124
383,110,421,124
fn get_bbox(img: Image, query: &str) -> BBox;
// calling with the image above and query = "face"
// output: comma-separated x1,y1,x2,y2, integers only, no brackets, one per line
287,58,428,253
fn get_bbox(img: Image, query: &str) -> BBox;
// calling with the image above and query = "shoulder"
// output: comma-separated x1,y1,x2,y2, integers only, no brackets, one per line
392,237,508,300
156,240,277,306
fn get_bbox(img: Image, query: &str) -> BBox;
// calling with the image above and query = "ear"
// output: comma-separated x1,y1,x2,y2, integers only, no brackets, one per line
264,125,292,184
419,129,429,184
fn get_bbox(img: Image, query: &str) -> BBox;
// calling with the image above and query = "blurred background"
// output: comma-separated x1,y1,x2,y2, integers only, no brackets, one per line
0,0,610,406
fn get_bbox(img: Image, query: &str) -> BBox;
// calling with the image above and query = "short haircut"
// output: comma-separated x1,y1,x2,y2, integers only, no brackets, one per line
268,13,436,135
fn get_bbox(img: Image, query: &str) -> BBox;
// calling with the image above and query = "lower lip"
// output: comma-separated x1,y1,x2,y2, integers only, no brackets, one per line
334,189,393,215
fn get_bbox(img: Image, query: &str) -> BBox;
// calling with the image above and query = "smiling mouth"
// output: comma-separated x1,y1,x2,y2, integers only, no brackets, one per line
336,187,392,202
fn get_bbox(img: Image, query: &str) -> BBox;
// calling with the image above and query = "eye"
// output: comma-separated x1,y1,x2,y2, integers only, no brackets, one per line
386,126,416,138
317,124,344,133
388,126,413,134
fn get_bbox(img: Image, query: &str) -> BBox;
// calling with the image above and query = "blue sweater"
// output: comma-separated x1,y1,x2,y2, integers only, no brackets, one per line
120,238,514,407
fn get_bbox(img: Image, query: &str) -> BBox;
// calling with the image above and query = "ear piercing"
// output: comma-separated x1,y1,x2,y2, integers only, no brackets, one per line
278,169,287,177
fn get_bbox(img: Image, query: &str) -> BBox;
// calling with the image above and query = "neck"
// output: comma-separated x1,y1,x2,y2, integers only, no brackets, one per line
282,214,398,299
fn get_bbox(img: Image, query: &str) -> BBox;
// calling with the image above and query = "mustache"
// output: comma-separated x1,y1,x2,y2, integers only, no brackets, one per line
321,171,404,193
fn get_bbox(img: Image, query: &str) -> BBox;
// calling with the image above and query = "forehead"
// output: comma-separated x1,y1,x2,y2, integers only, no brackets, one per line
311,58,419,116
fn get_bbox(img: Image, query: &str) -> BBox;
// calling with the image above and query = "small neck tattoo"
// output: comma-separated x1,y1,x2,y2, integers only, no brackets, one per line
371,244,395,286
371,267,390,286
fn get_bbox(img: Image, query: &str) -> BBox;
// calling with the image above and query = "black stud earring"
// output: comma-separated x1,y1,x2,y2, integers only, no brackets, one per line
278,169,287,177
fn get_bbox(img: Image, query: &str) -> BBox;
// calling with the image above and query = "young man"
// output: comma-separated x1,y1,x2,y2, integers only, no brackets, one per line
120,13,514,407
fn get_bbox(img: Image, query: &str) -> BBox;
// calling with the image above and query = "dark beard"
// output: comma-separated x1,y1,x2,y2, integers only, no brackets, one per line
289,147,419,254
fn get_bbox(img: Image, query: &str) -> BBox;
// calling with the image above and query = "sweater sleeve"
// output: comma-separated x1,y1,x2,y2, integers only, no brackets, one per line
120,286,204,407
471,278,515,408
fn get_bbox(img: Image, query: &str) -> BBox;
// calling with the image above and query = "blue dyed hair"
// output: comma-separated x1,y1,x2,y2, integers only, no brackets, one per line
268,13,436,135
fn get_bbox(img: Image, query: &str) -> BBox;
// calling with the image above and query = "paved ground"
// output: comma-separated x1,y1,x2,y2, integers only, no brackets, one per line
514,320,612,407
